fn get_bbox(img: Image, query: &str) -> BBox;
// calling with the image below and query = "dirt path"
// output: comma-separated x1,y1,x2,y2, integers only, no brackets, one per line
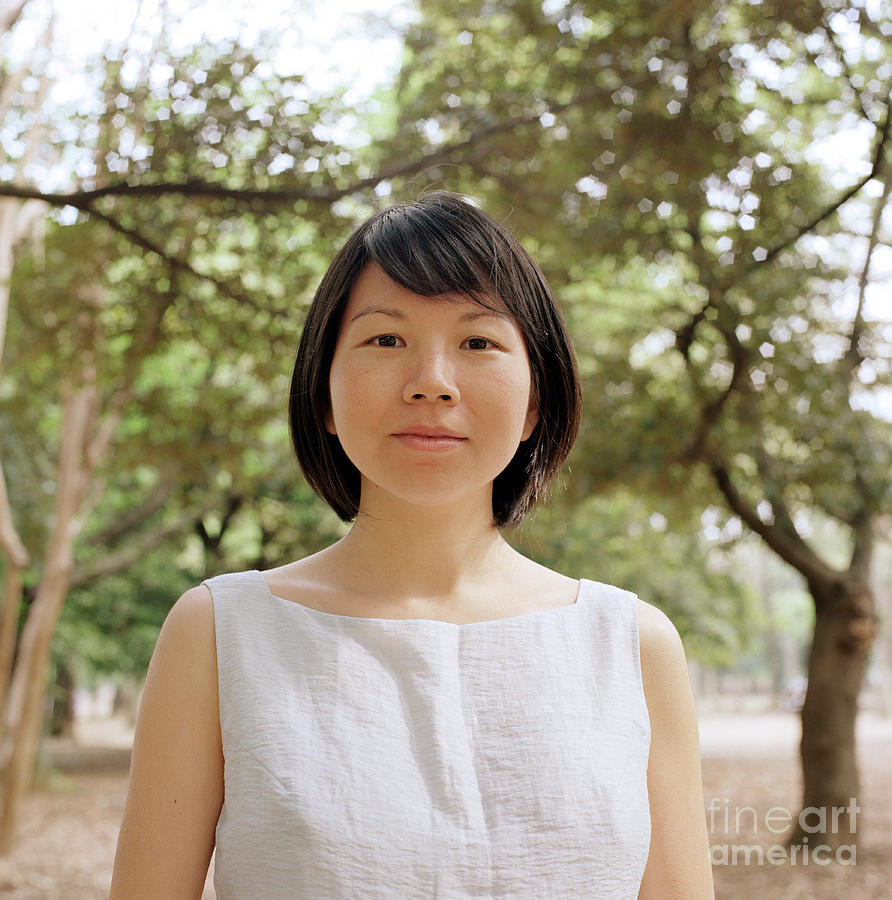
703,713,892,899
1,712,889,898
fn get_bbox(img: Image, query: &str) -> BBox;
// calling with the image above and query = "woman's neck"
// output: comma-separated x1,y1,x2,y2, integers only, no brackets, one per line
323,500,519,604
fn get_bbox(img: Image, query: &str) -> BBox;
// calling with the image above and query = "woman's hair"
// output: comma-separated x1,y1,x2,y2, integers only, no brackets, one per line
289,191,581,527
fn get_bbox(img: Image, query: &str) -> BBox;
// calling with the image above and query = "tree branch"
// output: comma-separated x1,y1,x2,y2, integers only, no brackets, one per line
0,463,28,568
845,161,891,373
83,204,262,310
70,496,219,589
674,94,891,417
0,0,30,37
683,316,752,462
195,492,243,551
710,460,838,586
822,15,876,126
0,85,620,312
0,82,616,209
753,445,808,541
749,93,891,271
85,478,174,548
848,473,875,584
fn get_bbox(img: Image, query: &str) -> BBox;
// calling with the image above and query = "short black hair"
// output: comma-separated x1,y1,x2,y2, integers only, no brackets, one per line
289,192,581,527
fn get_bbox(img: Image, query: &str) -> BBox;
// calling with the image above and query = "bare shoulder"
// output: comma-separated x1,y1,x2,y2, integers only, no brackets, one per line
145,583,218,684
129,581,221,779
636,597,688,679
164,583,215,632
137,581,219,741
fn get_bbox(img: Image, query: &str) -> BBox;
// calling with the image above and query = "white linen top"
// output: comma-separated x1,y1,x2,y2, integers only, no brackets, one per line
206,569,651,899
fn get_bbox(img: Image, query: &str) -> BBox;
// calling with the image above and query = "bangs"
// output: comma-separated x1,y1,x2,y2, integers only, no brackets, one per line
362,202,508,314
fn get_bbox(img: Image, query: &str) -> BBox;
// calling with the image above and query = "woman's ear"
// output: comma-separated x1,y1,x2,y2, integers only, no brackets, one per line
324,407,337,435
521,396,539,442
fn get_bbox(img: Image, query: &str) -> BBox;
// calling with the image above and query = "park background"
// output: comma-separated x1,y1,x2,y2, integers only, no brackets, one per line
0,0,890,896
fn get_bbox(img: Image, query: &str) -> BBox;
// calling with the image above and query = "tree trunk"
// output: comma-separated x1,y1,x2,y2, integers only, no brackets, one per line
0,384,93,853
0,563,23,730
789,577,876,850
0,194,45,730
49,660,75,738
0,466,28,729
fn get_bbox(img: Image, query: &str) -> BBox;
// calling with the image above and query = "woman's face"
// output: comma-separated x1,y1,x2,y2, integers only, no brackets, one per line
326,263,539,518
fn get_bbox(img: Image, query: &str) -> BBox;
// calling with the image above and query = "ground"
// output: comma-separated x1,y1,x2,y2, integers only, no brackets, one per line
1,712,890,898
702,713,892,899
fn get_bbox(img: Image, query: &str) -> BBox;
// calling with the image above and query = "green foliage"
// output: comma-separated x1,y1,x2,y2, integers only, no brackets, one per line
514,489,760,665
54,560,195,683
2,35,373,681
385,0,891,548
3,0,890,685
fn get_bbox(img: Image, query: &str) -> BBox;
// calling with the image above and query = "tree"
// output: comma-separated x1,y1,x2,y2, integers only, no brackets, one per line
0,0,888,856
0,16,360,848
0,0,547,846
381,0,891,848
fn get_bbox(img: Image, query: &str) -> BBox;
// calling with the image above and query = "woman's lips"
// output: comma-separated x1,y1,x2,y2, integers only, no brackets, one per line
393,431,466,451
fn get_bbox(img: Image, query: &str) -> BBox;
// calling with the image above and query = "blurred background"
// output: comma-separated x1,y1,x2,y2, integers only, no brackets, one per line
0,0,889,896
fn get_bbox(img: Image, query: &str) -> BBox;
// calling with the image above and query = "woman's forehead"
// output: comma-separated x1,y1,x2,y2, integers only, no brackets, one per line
346,262,512,318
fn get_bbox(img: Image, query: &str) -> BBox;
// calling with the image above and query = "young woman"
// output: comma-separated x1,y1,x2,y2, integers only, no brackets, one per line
111,193,714,899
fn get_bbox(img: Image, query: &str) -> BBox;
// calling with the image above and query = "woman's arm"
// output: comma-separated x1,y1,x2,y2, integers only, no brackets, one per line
110,585,224,900
637,600,714,899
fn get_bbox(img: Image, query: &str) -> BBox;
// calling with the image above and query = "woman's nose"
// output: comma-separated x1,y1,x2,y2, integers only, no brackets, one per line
402,352,460,404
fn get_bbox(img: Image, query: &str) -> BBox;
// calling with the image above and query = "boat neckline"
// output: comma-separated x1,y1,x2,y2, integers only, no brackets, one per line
252,569,584,629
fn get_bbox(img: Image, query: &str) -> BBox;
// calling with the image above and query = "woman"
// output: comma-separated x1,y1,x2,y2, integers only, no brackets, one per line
111,193,714,899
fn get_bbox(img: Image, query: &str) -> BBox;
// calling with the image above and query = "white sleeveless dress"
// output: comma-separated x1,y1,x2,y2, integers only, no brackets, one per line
205,570,651,899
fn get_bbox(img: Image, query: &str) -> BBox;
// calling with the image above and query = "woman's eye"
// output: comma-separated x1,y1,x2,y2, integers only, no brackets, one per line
465,337,494,350
371,334,400,347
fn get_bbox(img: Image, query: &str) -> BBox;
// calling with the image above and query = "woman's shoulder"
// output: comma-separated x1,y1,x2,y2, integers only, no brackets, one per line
633,597,694,719
163,583,215,637
635,597,685,660
179,581,214,603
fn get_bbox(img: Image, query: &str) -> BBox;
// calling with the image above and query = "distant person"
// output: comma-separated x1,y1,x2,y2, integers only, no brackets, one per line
110,193,714,899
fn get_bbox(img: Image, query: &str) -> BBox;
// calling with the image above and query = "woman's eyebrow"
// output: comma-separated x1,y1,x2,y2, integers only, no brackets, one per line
349,305,404,323
458,309,510,323
349,305,510,324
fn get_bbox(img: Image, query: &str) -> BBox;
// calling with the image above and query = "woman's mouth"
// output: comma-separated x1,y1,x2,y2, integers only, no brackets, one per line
393,428,466,451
